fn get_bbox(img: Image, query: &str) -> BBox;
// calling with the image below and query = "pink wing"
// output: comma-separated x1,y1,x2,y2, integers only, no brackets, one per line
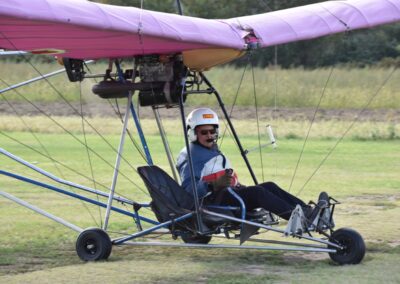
224,0,400,47
0,0,399,60
0,0,245,59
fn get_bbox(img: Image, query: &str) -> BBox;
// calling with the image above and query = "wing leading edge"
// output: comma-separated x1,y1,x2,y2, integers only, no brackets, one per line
0,0,399,63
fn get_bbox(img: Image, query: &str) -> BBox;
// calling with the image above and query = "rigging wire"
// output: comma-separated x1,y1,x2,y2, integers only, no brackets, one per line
84,60,148,165
296,67,398,196
272,51,279,179
288,66,335,193
138,0,145,55
259,0,274,12
0,73,153,213
0,76,145,194
1,129,152,215
250,57,265,182
0,130,110,191
218,58,249,148
154,107,178,168
82,60,154,205
0,86,100,227
114,98,147,162
1,23,162,224
1,91,103,227
78,83,102,227
0,90,65,180
206,58,249,176
18,64,141,177
0,31,145,184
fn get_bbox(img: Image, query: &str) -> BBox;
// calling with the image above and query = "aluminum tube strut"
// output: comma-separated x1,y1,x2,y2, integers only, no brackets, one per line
103,92,132,230
121,241,336,253
0,190,83,233
113,212,194,244
199,72,258,185
0,147,136,206
227,187,246,222
130,103,153,165
176,0,183,15
152,107,179,183
115,59,153,165
0,170,158,225
0,51,26,56
0,60,93,95
202,209,342,249
178,92,203,233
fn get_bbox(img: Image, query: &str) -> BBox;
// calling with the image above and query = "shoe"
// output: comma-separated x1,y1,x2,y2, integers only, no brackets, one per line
303,192,330,226
316,192,335,231
304,205,319,225
302,205,313,219
317,191,329,208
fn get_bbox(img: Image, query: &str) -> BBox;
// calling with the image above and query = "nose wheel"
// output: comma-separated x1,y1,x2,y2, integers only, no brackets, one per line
76,228,112,261
328,228,365,265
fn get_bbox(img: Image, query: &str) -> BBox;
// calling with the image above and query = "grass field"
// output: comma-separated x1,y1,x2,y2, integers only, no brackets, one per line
0,61,399,282
1,122,399,283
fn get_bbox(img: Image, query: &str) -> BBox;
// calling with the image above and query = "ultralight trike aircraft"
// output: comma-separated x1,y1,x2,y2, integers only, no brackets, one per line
0,0,399,265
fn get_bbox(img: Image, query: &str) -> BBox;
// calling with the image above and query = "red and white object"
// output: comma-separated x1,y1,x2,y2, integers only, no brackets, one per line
201,155,239,187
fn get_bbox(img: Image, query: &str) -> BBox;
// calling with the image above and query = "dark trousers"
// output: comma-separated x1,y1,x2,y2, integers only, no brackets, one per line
216,182,306,220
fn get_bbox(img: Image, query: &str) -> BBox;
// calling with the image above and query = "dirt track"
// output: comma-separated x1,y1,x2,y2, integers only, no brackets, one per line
1,101,400,122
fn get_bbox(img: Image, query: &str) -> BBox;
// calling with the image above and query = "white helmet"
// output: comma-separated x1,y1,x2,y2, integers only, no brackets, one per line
186,108,219,142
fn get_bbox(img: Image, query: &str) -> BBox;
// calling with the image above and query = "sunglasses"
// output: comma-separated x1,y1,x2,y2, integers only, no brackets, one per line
199,129,217,135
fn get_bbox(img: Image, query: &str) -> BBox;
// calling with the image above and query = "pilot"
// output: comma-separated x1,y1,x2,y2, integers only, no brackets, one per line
176,107,322,221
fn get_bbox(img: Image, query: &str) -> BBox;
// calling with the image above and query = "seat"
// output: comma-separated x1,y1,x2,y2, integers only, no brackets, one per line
137,166,194,223
137,165,229,231
137,165,277,238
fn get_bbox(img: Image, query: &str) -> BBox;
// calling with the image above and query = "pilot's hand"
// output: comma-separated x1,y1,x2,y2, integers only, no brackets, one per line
211,174,233,191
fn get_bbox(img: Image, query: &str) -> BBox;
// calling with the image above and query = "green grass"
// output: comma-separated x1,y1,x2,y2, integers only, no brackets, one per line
1,128,399,283
1,53,399,283
1,61,399,108
1,115,399,140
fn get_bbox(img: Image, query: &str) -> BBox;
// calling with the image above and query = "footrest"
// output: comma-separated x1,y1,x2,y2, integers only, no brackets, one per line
284,205,308,236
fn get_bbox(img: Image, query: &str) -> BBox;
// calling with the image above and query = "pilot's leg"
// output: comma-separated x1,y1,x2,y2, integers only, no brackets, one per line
258,181,306,208
220,185,302,220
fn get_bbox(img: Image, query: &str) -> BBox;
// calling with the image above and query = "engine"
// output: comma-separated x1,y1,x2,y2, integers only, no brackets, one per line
63,54,188,107
137,54,187,107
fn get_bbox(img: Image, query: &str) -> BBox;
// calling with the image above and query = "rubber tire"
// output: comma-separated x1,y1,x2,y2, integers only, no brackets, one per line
181,233,212,244
76,228,112,261
328,228,365,265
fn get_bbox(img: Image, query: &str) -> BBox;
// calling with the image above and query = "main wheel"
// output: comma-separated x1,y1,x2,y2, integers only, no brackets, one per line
328,228,365,265
181,233,212,244
76,228,112,261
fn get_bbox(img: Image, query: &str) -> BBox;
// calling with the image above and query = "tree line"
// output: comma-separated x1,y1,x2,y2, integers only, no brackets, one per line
97,1,400,68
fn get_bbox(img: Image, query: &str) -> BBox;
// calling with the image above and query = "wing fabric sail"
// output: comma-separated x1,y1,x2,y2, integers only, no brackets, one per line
224,0,400,47
0,0,245,59
0,0,399,60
